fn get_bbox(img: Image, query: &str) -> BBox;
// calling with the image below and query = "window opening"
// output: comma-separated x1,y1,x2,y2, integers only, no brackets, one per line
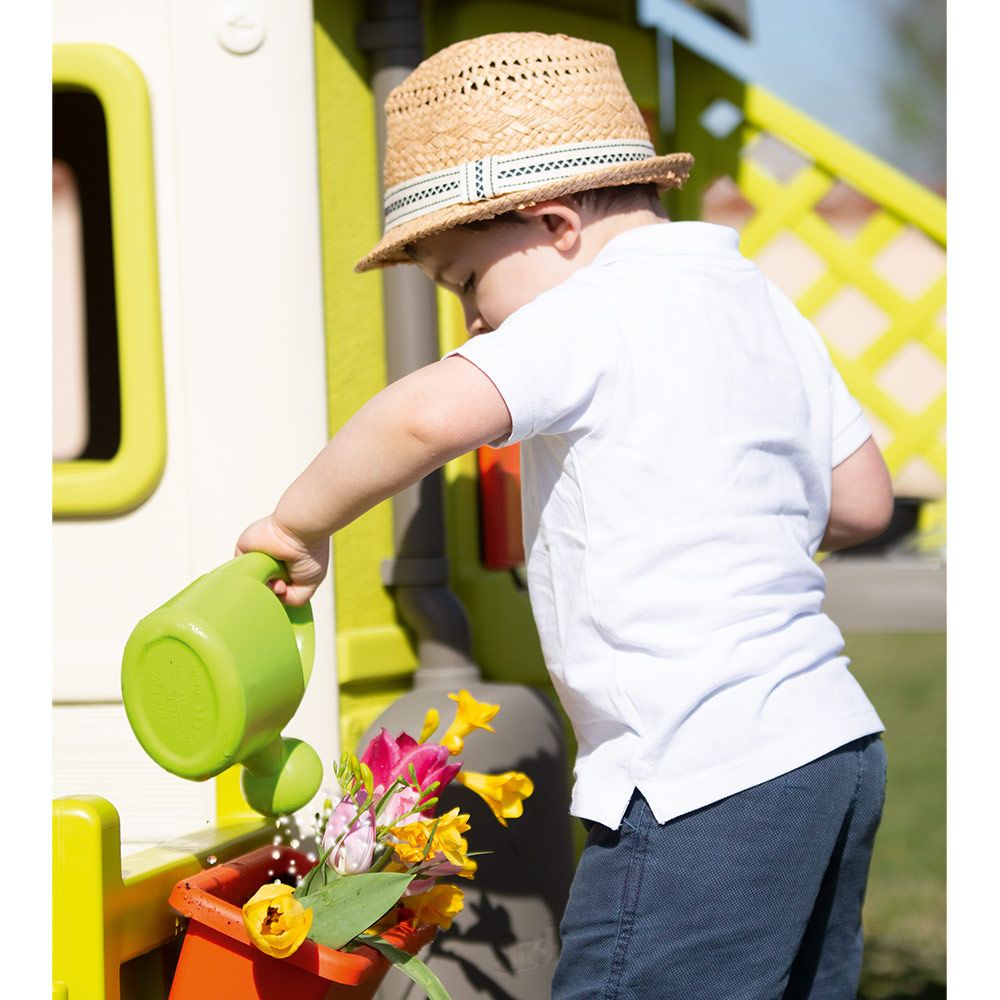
52,89,121,461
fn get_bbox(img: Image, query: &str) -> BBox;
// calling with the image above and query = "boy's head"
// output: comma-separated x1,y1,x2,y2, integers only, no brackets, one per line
405,183,666,334
356,32,694,320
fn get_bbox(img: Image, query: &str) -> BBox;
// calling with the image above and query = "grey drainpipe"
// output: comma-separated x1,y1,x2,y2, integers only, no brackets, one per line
357,0,480,691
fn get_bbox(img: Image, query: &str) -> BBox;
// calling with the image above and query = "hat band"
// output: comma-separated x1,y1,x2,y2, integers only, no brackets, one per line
383,138,656,231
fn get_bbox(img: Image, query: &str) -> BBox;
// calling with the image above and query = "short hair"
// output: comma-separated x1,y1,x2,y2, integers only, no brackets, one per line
403,183,662,257
461,183,661,232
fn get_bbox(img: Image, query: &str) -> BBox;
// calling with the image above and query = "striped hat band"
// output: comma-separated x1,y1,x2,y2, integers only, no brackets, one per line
383,138,657,231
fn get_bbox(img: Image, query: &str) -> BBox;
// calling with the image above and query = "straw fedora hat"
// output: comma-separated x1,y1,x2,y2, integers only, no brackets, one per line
356,32,694,272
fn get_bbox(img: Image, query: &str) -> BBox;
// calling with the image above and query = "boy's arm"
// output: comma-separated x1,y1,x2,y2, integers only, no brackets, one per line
819,437,894,552
236,355,511,604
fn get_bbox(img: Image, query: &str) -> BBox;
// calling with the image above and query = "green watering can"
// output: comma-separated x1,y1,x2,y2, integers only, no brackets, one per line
121,552,323,817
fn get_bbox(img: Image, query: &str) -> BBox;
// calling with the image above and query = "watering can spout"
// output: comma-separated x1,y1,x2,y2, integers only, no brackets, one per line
121,553,323,817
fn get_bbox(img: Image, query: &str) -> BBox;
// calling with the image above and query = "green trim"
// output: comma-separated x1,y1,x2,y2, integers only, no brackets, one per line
313,3,421,752
337,626,418,685
53,44,166,517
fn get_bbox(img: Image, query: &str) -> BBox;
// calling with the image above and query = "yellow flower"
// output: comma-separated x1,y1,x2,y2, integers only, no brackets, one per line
242,883,313,959
440,690,500,756
391,808,477,879
406,884,465,930
456,770,534,827
419,707,440,743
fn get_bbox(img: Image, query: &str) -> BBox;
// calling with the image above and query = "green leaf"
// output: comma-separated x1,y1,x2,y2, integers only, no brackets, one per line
362,934,453,1000
293,859,337,899
304,872,416,951
295,839,340,898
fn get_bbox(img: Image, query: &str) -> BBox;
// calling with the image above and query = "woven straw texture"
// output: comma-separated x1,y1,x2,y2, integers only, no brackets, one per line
357,32,694,271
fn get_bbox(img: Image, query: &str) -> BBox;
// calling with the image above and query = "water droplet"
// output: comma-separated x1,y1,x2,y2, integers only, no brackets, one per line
290,838,300,849
206,855,218,865
307,852,317,863
272,850,281,860
267,869,274,877
272,835,283,845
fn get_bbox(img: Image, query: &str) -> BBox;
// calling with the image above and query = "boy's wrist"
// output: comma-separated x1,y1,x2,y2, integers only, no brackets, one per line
271,503,327,550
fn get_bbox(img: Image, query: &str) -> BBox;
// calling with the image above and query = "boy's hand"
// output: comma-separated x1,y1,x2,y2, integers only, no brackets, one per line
232,356,510,604
235,514,329,607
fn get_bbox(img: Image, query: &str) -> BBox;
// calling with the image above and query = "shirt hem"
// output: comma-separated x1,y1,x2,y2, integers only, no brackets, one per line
570,709,884,830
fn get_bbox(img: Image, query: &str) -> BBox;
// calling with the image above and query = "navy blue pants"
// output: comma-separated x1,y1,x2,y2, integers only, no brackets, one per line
553,735,886,1000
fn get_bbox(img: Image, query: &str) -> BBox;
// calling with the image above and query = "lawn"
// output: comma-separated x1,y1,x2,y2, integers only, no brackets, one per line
557,629,946,996
847,632,946,1000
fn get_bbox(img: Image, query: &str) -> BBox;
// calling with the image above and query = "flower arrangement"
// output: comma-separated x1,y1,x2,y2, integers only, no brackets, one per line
240,689,534,998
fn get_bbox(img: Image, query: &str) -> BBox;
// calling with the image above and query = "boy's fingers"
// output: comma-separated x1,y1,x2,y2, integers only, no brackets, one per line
280,584,315,607
232,517,327,604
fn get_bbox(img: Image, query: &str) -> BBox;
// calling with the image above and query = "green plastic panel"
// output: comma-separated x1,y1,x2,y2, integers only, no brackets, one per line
52,795,268,1000
313,2,421,751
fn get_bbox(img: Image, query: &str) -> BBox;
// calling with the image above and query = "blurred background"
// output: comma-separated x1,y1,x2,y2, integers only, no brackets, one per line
643,4,946,997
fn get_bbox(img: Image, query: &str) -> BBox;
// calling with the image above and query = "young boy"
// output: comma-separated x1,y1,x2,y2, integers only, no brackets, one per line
237,32,892,999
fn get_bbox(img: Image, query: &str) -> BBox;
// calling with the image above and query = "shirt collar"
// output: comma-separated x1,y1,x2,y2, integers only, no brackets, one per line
590,221,741,267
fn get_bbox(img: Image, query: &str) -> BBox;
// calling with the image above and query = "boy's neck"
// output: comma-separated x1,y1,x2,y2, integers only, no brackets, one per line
575,203,670,270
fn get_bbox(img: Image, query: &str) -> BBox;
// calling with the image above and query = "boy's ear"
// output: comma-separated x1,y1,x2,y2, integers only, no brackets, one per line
516,200,582,254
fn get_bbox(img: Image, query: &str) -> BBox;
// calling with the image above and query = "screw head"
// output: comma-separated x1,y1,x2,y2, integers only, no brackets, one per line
217,2,266,56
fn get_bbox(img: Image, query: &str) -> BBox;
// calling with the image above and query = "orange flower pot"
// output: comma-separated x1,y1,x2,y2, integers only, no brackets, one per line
168,845,436,1000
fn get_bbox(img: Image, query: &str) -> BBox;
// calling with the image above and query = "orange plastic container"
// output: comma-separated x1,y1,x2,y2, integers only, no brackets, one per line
478,443,524,569
168,845,436,1000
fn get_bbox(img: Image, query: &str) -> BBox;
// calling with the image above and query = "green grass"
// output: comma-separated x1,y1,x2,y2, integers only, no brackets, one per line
846,632,946,1000
556,630,946,995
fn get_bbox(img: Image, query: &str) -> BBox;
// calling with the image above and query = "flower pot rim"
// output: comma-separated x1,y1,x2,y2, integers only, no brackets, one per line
168,844,435,984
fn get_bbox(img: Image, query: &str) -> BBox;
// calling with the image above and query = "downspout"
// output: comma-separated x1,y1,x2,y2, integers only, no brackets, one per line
356,0,480,691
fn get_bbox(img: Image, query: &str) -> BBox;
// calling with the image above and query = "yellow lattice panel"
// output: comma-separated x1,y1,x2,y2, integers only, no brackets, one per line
672,45,946,528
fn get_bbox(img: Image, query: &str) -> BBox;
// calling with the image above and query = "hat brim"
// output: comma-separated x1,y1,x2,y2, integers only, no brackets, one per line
355,151,695,272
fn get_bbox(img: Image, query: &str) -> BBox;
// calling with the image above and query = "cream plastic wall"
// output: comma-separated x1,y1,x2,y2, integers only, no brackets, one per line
52,0,340,852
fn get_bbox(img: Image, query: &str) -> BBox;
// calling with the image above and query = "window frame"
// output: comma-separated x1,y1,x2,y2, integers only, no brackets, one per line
53,44,166,517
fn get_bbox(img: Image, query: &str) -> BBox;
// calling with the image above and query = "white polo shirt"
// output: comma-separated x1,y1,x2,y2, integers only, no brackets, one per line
451,221,884,830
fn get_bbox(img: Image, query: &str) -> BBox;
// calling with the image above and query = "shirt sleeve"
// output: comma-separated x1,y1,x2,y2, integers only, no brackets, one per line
829,362,873,466
444,281,620,447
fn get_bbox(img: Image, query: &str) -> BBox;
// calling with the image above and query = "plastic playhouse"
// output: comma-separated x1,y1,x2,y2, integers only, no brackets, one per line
52,2,945,998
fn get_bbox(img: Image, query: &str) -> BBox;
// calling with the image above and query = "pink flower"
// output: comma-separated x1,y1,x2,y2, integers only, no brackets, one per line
361,728,461,812
322,793,376,875
404,860,465,897
379,785,422,828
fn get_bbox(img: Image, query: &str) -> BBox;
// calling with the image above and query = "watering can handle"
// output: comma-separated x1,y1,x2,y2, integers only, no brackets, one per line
220,551,315,687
